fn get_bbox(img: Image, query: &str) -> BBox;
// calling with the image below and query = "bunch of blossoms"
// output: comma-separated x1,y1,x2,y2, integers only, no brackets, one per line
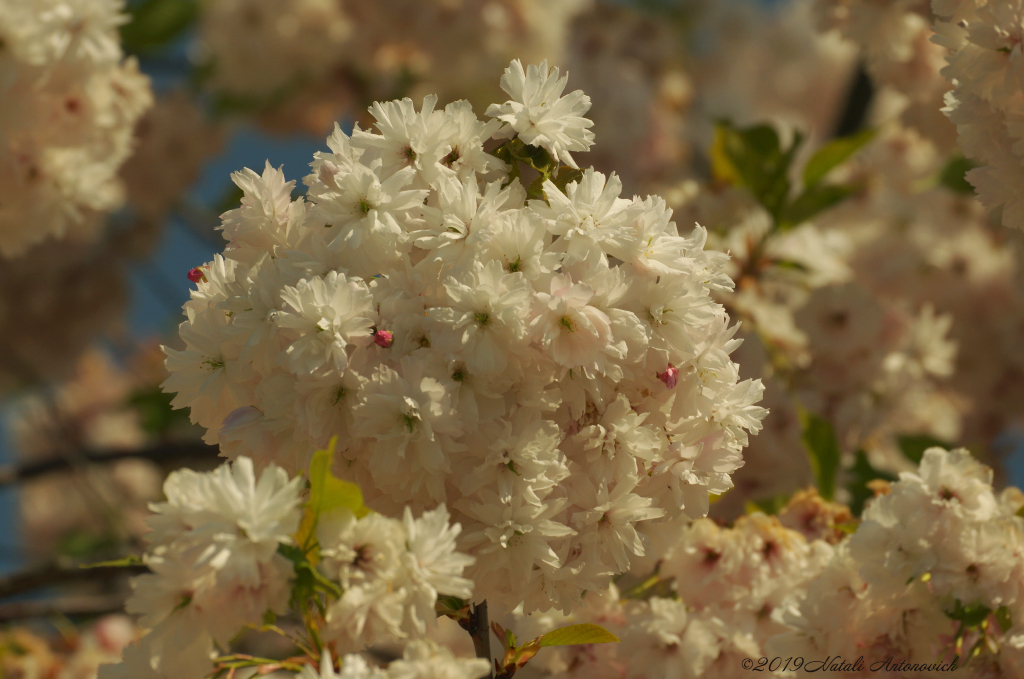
162,59,767,615
497,501,835,679
0,0,152,256
768,447,1024,677
815,0,957,149
198,0,588,135
0,615,139,679
667,127,960,515
812,122,1024,460
933,0,1024,231
98,451,485,679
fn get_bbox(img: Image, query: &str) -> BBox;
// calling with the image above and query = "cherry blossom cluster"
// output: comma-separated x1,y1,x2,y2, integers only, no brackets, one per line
0,0,152,257
504,507,834,679
162,59,767,615
0,615,139,679
486,448,1024,678
933,0,1024,231
770,447,1024,677
98,456,479,679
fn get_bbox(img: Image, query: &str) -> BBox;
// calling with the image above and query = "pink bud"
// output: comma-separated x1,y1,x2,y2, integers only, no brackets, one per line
658,364,679,389
374,329,394,348
187,267,206,283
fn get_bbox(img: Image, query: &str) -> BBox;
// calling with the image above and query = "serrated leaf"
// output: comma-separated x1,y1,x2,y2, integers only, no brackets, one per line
939,156,978,195
120,0,199,55
896,434,952,465
803,128,876,188
848,449,897,517
539,624,620,647
780,184,854,230
552,167,584,192
80,555,144,569
798,408,841,501
295,437,367,553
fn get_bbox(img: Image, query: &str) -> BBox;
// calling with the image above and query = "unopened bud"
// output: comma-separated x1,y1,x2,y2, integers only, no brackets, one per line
187,267,207,283
374,329,394,348
658,364,679,389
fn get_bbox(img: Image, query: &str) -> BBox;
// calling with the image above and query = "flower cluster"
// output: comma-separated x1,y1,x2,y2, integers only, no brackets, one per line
162,59,767,614
486,448,1024,678
770,447,1024,676
0,0,152,256
99,456,478,679
933,0,1024,230
506,509,834,679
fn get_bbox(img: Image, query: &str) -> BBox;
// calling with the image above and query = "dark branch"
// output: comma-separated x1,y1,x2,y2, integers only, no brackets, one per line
0,559,148,601
0,594,128,623
461,601,492,676
832,62,874,138
0,442,220,487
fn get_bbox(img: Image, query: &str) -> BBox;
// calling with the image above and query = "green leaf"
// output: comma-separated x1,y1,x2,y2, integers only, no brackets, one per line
120,0,199,55
803,128,876,188
945,600,992,628
896,434,952,465
745,493,791,516
80,555,144,569
996,606,1013,633
798,408,841,501
769,259,810,273
552,167,584,192
539,624,620,647
126,387,193,436
848,449,897,517
780,184,855,230
939,156,978,195
295,437,367,553
714,122,801,222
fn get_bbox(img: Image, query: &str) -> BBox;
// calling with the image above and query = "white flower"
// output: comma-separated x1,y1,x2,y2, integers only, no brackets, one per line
530,273,614,371
276,271,377,375
386,640,490,679
353,95,457,183
486,59,595,168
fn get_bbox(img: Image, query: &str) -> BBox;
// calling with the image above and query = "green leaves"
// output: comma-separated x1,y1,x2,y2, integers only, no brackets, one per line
120,0,199,55
126,387,193,437
491,621,619,678
712,121,873,233
802,128,876,189
896,434,952,465
493,138,580,201
712,122,802,224
939,156,978,195
798,408,841,501
847,449,896,517
295,437,368,556
539,624,620,647
945,600,992,628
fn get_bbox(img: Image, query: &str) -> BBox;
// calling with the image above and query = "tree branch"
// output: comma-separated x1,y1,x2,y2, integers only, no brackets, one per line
0,441,220,487
0,559,148,601
460,601,492,676
832,62,874,138
0,594,128,623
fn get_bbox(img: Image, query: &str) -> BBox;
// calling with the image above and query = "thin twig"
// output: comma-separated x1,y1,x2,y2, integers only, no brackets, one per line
0,594,128,623
0,442,220,487
0,559,148,601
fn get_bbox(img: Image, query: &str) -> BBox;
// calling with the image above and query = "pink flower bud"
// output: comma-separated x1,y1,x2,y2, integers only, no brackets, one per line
658,364,679,389
187,267,206,283
374,329,394,348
